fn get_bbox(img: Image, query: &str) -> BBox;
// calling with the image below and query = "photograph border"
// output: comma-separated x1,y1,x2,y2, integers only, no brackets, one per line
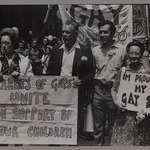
0,0,150,150
0,0,149,5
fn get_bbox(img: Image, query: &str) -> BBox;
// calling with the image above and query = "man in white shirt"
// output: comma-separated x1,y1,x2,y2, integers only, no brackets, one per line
47,20,95,139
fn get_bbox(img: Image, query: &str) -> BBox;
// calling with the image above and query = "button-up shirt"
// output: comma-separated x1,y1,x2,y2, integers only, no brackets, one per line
92,43,126,84
60,42,80,76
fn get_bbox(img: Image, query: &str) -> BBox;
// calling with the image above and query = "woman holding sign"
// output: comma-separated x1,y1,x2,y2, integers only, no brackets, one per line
110,41,150,146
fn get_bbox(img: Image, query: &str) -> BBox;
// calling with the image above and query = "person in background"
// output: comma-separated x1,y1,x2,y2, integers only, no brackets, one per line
50,36,58,47
27,30,33,47
16,39,29,57
12,27,20,50
46,20,95,139
110,41,150,146
28,38,44,75
91,20,126,146
41,36,52,53
12,27,19,38
142,37,150,70
47,35,53,46
41,45,51,74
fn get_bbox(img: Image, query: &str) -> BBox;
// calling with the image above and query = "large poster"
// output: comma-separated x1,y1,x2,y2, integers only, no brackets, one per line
0,76,78,145
117,71,150,113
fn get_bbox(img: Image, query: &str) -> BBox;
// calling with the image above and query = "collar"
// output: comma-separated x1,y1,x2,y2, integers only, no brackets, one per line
100,40,119,49
59,42,80,51
0,51,20,61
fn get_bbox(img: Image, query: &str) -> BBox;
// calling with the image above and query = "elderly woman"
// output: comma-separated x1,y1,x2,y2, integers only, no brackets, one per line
0,27,33,79
16,39,29,57
110,41,150,146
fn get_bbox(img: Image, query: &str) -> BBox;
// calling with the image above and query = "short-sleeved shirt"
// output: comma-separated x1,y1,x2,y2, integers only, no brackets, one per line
92,43,126,84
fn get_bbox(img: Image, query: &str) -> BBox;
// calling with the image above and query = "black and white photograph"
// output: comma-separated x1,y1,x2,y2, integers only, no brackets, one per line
0,4,149,147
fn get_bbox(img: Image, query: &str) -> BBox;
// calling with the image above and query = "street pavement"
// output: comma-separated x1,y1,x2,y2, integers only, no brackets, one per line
78,137,94,146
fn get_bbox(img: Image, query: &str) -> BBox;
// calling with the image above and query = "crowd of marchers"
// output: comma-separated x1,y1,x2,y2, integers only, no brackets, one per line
0,19,150,146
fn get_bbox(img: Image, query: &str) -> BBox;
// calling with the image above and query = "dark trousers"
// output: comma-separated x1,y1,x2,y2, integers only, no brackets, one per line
31,61,43,75
78,86,91,138
92,84,117,146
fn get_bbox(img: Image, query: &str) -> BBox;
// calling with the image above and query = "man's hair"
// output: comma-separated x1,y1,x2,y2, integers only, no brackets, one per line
64,20,78,32
126,41,145,57
0,27,17,47
97,20,116,36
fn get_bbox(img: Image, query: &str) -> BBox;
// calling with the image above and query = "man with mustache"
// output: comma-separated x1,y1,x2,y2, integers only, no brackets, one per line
92,20,127,146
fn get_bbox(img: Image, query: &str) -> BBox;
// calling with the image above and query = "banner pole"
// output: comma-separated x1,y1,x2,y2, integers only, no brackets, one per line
146,4,150,37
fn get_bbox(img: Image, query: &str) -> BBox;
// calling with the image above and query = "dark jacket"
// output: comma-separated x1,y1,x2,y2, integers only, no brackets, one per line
46,43,95,88
47,43,95,113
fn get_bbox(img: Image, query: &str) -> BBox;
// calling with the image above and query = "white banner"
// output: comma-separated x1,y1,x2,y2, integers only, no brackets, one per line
117,71,150,113
0,76,78,145
58,5,132,47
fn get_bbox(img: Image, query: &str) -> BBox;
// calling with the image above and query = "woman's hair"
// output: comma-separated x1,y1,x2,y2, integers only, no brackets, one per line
126,41,145,57
0,27,18,48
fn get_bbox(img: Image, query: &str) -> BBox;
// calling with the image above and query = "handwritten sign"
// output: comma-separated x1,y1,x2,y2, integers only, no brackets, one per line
0,76,78,145
59,5,132,46
117,71,150,113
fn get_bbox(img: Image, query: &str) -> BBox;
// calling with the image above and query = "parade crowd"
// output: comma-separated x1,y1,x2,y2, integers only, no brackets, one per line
0,19,150,146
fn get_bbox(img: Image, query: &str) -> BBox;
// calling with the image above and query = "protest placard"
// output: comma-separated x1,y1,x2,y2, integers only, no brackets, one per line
117,71,150,113
0,76,78,145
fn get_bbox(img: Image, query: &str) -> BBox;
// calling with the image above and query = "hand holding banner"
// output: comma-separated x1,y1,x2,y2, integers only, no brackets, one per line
0,76,78,145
